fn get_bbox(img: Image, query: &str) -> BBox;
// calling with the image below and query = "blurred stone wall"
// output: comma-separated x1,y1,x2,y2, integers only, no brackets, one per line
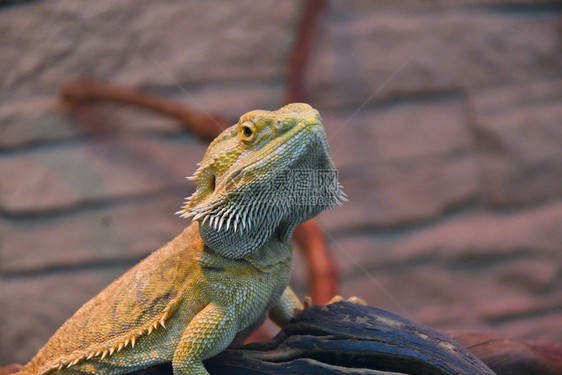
1,0,561,365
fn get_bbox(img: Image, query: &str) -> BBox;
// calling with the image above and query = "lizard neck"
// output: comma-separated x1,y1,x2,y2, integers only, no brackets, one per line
243,236,294,272
198,210,301,260
196,221,294,273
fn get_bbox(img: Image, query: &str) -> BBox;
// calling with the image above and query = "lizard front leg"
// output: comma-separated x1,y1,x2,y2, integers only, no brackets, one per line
268,286,305,327
172,303,237,375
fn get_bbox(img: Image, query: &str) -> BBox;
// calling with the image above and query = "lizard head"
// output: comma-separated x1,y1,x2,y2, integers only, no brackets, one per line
178,103,345,258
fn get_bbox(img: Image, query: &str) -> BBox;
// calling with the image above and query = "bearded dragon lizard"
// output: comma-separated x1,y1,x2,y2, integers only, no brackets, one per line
14,103,346,375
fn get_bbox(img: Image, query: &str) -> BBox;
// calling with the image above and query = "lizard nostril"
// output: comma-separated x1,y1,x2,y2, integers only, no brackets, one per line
274,118,295,132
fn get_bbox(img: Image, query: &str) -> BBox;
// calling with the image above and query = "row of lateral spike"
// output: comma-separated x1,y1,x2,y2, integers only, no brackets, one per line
40,308,171,375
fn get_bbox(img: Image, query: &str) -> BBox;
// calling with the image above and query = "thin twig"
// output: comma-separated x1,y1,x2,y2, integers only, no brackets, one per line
283,0,327,104
60,78,228,141
293,220,339,303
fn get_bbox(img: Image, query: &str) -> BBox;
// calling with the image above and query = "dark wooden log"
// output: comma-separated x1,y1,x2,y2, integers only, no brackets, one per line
5,302,562,374
205,302,495,374
133,302,495,375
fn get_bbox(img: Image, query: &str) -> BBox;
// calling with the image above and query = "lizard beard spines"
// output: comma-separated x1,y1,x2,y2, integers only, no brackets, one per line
182,191,257,235
184,161,345,258
331,185,347,209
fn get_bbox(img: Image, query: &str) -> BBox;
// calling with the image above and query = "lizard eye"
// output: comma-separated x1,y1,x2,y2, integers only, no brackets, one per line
239,121,256,142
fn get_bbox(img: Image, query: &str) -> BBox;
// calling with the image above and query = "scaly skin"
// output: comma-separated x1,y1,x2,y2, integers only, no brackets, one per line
15,103,344,375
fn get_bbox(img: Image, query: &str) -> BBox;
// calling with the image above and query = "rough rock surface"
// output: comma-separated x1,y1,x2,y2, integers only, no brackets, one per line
1,0,561,366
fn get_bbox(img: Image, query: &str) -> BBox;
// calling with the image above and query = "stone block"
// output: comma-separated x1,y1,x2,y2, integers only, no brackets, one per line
0,136,205,213
0,0,299,101
333,203,562,341
308,10,561,107
316,98,479,229
0,192,190,273
339,260,562,342
320,150,478,230
469,80,562,206
322,97,473,167
391,201,562,263
0,99,79,150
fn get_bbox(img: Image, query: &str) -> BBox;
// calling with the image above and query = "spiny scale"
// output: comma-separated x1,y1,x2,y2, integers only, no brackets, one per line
41,309,171,374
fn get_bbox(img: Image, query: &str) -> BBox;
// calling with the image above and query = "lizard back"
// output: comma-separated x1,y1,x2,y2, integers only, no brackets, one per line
22,224,204,375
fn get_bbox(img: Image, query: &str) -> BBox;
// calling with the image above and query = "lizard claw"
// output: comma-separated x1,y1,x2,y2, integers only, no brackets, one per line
327,295,366,305
347,296,367,305
292,296,313,316
327,295,344,304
